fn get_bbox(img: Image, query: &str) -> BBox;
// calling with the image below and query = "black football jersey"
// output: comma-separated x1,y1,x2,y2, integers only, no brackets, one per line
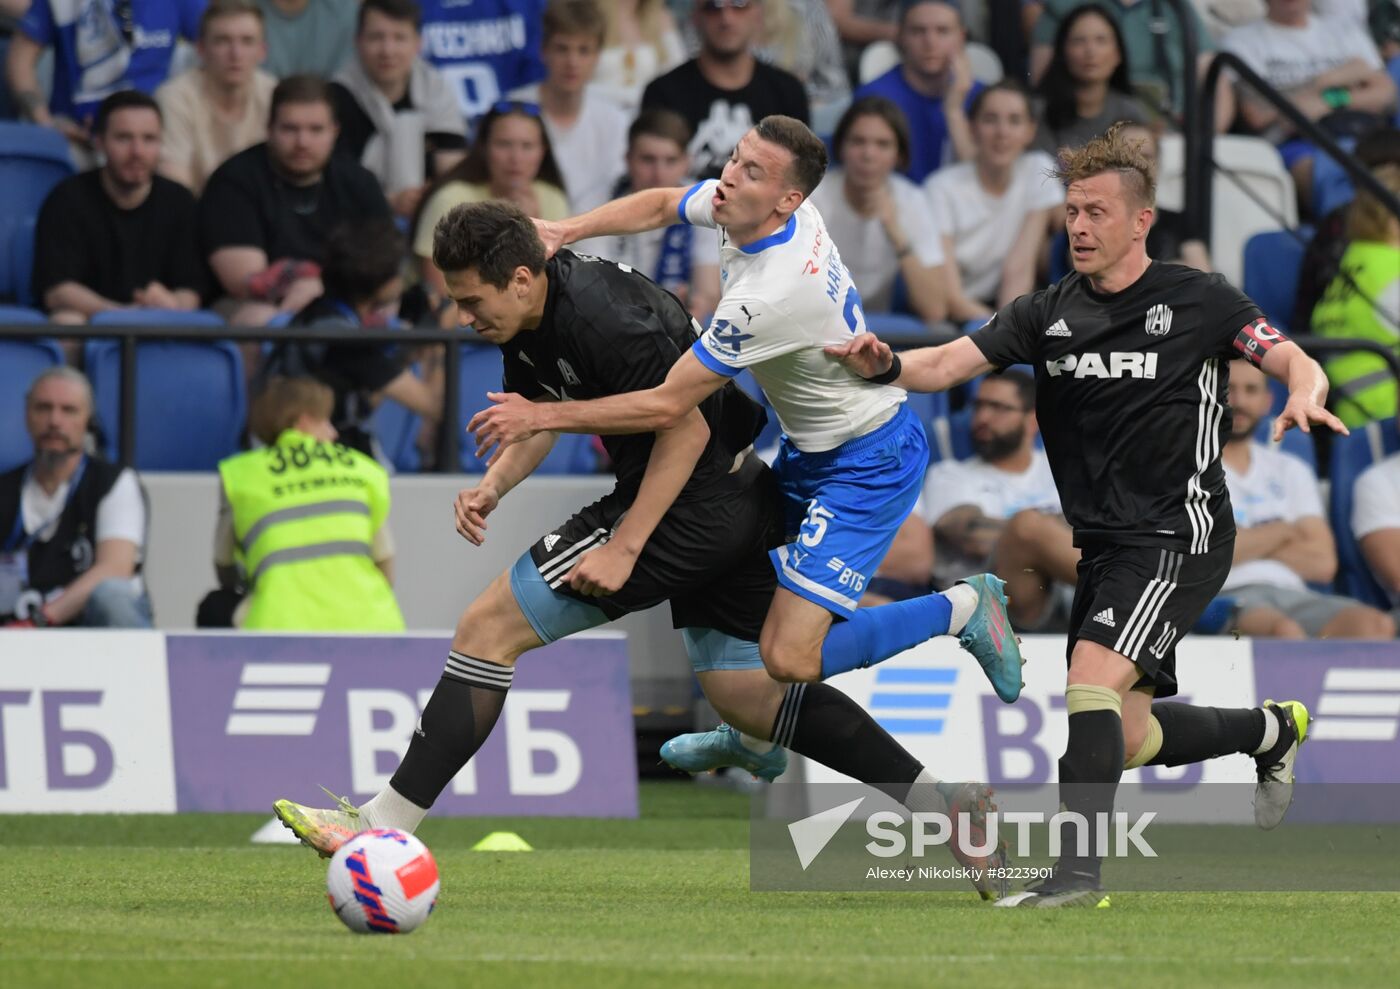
499,250,766,500
972,262,1290,553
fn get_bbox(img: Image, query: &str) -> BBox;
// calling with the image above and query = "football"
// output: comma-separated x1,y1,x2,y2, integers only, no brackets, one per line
326,829,439,934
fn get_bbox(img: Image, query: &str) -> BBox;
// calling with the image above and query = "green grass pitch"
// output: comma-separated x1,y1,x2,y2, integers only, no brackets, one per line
2,781,1396,988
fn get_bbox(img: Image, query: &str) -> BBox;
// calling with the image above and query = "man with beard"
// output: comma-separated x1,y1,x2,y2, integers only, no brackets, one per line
31,90,206,325
199,74,390,327
0,368,151,629
1218,361,1396,640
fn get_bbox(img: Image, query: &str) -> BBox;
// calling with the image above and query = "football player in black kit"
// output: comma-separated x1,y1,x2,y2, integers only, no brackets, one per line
830,124,1350,907
275,201,1008,899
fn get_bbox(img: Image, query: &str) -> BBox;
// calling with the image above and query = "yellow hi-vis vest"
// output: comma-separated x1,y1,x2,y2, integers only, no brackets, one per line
1311,240,1400,428
217,429,405,631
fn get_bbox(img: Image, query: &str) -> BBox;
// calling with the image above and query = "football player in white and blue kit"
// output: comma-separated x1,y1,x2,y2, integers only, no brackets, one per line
470,115,1024,713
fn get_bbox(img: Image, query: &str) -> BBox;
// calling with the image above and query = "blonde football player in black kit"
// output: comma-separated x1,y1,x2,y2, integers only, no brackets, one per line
830,124,1349,907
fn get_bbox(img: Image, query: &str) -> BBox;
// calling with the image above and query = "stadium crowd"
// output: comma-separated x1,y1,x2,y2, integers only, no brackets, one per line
0,0,1397,633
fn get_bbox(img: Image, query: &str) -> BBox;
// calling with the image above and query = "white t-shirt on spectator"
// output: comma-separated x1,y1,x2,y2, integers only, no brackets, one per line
923,150,1064,304
1222,442,1326,592
511,85,630,214
1221,14,1383,92
21,466,145,595
809,171,944,313
603,222,721,286
1352,452,1400,604
919,450,1061,587
593,32,687,116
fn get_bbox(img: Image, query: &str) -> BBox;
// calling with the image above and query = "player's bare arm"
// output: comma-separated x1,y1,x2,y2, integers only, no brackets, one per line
1259,341,1349,440
534,187,689,257
825,333,994,393
453,430,559,545
469,350,728,458
566,407,712,597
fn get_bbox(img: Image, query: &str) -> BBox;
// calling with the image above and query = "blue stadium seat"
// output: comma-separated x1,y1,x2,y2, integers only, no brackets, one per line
0,333,64,473
1242,229,1311,333
0,122,73,302
1253,417,1318,470
90,308,225,327
84,340,246,470
457,343,599,474
9,217,36,306
1328,418,1400,608
864,312,932,340
1048,230,1071,284
370,397,422,473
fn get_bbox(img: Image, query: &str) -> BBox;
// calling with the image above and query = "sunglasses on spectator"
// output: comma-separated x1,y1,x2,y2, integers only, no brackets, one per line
700,0,753,11
490,100,542,117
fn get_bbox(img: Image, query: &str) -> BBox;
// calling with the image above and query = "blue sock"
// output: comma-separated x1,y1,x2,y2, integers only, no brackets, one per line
819,594,953,679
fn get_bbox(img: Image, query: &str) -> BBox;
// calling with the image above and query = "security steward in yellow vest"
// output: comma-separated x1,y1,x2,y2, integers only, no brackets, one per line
215,376,404,631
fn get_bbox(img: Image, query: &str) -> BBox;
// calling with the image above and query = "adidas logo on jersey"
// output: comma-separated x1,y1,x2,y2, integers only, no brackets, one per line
1045,319,1072,337
543,533,561,553
1045,352,1159,379
1093,608,1116,628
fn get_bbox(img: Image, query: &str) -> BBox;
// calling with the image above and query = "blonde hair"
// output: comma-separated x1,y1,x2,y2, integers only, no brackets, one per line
1347,163,1400,245
250,376,334,446
1054,121,1157,208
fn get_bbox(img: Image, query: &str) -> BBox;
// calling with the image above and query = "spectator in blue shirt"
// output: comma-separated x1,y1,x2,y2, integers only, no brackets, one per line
5,0,203,158
852,0,979,183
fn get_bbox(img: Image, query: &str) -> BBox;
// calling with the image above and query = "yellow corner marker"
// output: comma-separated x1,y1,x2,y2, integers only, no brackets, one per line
472,831,534,852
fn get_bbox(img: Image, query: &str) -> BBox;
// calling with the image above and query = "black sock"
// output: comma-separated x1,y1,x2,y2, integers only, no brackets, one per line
1057,709,1125,881
773,682,943,807
1146,704,1266,767
389,652,512,809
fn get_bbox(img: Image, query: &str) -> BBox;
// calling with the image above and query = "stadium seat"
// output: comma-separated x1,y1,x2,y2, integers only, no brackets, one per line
90,308,226,327
9,217,36,306
0,122,73,302
1328,418,1400,607
0,333,64,473
1242,229,1312,332
1156,134,1298,287
864,312,932,340
84,339,246,470
457,343,599,474
370,397,422,473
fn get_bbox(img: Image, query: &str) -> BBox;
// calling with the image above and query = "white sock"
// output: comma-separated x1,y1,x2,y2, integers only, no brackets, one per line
902,768,949,816
1251,707,1281,755
359,785,429,833
739,731,776,754
944,583,980,635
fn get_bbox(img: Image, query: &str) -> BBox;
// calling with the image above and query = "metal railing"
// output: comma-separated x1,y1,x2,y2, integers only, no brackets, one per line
0,322,470,470
1196,51,1400,244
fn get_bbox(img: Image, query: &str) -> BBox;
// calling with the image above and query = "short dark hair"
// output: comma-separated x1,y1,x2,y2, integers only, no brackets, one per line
95,89,161,136
432,201,546,289
969,78,1032,120
269,74,336,126
199,0,263,40
985,368,1035,410
320,218,405,305
898,0,963,27
628,108,693,150
358,0,421,34
542,0,606,45
832,96,911,172
753,115,827,197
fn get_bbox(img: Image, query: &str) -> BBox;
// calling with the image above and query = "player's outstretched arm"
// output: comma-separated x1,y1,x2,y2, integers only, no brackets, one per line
1259,341,1350,440
565,408,712,597
825,334,994,393
469,350,727,459
534,187,688,257
454,430,558,545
